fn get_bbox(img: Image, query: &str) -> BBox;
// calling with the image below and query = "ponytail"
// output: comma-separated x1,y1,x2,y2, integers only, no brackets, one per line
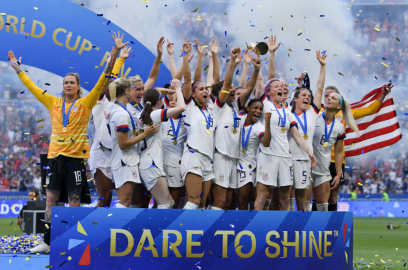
109,81,117,102
108,78,131,102
340,96,360,136
141,88,161,126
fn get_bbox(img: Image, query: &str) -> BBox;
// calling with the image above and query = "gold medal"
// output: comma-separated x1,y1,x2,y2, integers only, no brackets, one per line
242,149,245,153
303,134,308,140
133,130,137,135
173,140,177,145
206,129,211,134
281,127,286,132
62,127,67,132
233,128,237,134
323,142,329,147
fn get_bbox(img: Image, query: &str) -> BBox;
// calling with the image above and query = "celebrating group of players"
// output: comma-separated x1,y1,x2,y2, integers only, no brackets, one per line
8,31,393,253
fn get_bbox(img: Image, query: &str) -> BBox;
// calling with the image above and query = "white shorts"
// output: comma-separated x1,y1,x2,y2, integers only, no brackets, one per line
213,152,237,189
256,152,293,188
89,148,112,179
164,165,184,188
237,169,256,189
112,164,141,189
180,149,214,182
311,173,331,188
140,166,166,191
292,160,311,189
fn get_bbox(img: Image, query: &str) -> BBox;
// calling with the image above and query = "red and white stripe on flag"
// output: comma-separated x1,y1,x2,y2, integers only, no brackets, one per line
344,87,402,157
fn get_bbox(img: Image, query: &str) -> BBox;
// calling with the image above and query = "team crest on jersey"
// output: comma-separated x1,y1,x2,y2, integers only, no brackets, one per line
72,105,78,112
132,170,138,179
219,174,225,182
106,166,111,173
263,173,268,181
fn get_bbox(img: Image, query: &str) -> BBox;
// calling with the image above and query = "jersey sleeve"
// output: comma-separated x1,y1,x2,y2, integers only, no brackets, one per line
351,100,381,120
17,72,56,110
82,71,110,110
111,58,125,79
255,123,266,140
163,95,170,108
212,96,226,118
288,112,298,129
151,109,168,123
310,103,319,114
337,125,346,141
115,113,131,133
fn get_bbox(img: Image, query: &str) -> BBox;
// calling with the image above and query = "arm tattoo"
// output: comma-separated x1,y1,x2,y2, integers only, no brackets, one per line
103,62,112,74
15,67,23,75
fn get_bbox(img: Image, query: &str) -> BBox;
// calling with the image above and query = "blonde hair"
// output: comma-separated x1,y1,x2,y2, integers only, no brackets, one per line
325,86,340,94
128,75,143,85
109,78,131,102
62,73,82,99
339,94,360,136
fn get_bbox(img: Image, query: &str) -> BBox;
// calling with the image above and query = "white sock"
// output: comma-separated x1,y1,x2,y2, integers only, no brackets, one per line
158,203,171,209
263,199,271,210
183,201,198,210
290,198,295,211
169,200,175,209
116,203,127,208
129,204,139,208
211,206,223,210
317,203,329,211
306,201,311,211
197,207,205,210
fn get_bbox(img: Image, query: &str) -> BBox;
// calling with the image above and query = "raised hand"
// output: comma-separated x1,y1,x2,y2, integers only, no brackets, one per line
171,79,181,89
316,50,327,65
381,82,394,96
251,56,261,70
195,39,204,55
243,49,251,64
297,72,306,85
206,49,212,59
264,112,272,122
230,48,241,60
268,35,280,52
112,31,129,50
157,36,165,55
210,39,220,54
235,54,243,65
119,45,132,60
8,51,21,70
166,39,174,55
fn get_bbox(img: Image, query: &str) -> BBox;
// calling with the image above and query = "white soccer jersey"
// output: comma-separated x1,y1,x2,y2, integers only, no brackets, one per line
312,112,346,176
182,96,215,160
163,95,170,109
213,96,243,159
237,116,265,172
162,116,187,167
138,108,169,170
259,98,297,157
288,104,320,160
107,103,140,171
90,95,112,150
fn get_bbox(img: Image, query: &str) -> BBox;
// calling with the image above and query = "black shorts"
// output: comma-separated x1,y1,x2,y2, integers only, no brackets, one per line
329,162,346,186
46,155,91,204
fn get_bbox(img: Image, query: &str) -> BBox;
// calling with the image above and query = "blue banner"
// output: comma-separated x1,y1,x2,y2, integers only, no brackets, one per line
338,201,408,217
0,0,171,91
0,200,26,218
50,208,353,269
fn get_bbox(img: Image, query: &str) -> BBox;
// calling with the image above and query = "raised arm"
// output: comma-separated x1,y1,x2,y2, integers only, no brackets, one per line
254,68,265,99
193,39,204,82
175,46,194,81
210,39,221,84
376,83,393,104
9,51,56,109
260,112,272,147
239,56,261,108
144,37,165,90
267,35,281,80
206,49,214,86
165,80,186,118
313,50,327,110
182,40,193,101
239,50,251,87
352,82,393,119
218,48,240,104
167,39,177,79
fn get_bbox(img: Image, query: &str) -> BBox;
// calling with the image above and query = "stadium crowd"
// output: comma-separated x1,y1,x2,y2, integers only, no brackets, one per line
1,9,408,195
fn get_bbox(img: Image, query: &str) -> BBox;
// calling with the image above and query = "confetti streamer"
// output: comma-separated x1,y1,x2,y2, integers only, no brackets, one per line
338,72,344,76
381,62,388,67
396,37,400,42
374,27,380,31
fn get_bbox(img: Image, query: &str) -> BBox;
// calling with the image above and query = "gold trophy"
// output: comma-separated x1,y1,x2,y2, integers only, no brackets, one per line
247,42,269,55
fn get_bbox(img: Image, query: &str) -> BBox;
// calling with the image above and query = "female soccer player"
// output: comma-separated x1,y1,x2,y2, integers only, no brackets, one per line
211,51,261,210
8,32,125,253
139,79,186,209
255,78,317,211
288,51,327,211
89,46,131,208
107,78,159,208
162,92,187,209
237,99,271,210
311,93,359,211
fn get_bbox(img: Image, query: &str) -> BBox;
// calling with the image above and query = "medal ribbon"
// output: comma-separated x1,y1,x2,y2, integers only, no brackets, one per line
322,112,335,144
242,124,253,150
170,117,182,142
199,108,211,130
232,107,238,129
294,112,307,136
272,102,286,128
115,101,137,133
62,98,77,127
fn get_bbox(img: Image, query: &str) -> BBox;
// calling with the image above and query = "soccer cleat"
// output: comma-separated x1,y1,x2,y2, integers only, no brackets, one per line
30,242,50,254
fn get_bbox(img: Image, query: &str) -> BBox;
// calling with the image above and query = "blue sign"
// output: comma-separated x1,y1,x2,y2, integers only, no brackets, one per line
0,200,26,218
338,201,408,217
50,208,353,269
0,0,171,91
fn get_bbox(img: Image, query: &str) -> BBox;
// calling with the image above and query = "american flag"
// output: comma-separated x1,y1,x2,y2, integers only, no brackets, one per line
344,87,402,157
